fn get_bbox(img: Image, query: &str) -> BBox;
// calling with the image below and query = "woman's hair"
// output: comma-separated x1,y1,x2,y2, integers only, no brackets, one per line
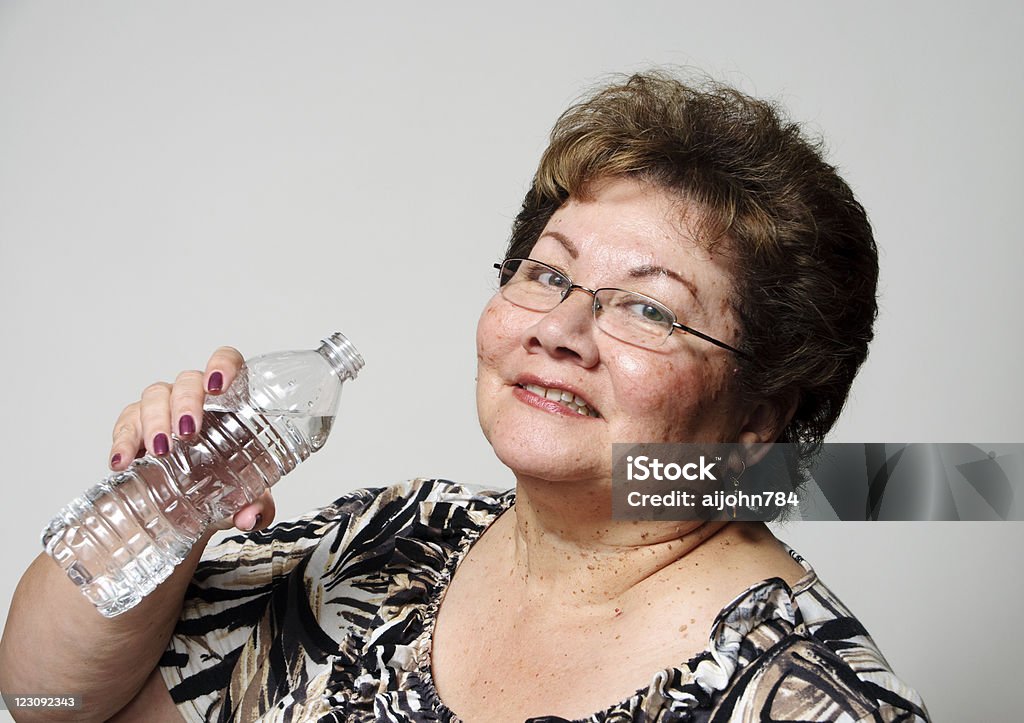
505,70,878,465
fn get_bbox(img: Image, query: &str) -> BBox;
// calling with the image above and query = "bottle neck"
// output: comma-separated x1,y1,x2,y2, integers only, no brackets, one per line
317,331,365,381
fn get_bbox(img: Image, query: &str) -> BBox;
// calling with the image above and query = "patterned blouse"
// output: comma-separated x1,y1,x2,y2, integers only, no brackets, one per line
159,479,930,722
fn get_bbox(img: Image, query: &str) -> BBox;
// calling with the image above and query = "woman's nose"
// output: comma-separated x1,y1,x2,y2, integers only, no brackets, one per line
521,287,600,367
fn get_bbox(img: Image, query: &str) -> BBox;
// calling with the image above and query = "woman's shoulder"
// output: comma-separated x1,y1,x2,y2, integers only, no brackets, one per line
326,478,512,510
314,478,514,532
227,478,511,536
779,553,931,721
697,545,929,721
723,630,930,722
194,479,512,580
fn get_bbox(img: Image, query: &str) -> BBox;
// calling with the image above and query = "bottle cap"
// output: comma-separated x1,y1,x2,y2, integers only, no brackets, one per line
320,332,365,380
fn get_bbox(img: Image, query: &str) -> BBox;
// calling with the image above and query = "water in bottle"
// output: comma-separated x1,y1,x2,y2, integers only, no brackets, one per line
41,331,363,617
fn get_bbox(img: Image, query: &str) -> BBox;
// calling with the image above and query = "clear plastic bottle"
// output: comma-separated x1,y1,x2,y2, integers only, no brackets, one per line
41,331,363,617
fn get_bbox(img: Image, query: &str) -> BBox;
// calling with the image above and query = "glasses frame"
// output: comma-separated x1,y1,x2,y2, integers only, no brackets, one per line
494,258,751,359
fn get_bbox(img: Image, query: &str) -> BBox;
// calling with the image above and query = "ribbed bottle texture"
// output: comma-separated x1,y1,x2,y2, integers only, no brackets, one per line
41,332,363,617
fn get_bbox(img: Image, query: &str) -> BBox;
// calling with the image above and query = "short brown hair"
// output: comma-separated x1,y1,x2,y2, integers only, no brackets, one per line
505,71,878,462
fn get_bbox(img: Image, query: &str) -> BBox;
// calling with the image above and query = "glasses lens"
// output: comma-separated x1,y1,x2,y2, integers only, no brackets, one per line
499,259,570,311
594,289,674,348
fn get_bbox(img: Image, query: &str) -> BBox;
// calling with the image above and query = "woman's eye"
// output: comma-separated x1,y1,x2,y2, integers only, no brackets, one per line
632,303,669,324
536,270,568,288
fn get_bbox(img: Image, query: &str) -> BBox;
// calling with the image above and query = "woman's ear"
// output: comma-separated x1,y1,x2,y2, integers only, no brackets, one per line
736,390,799,466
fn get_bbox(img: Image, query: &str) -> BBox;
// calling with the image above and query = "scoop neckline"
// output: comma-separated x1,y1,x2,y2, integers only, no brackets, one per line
403,486,813,723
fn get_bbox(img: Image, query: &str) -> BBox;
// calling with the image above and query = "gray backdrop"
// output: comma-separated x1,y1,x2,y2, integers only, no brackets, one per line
1,2,1021,720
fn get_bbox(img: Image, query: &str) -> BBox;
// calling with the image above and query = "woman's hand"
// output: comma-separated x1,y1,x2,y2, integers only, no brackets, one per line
107,345,276,532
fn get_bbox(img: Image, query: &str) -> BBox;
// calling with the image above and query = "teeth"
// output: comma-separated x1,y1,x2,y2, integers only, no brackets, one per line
521,383,599,417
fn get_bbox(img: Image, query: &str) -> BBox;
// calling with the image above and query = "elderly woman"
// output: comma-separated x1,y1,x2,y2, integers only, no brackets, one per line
0,72,928,722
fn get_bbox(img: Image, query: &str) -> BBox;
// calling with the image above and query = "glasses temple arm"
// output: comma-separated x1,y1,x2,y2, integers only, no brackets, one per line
672,322,751,359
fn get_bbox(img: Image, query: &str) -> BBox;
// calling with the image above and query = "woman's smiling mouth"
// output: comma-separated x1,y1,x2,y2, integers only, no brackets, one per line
515,382,600,418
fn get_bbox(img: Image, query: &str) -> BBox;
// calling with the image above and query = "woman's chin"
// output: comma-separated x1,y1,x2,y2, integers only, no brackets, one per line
492,442,610,485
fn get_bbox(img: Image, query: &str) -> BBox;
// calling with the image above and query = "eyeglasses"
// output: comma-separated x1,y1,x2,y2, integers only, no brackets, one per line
494,258,750,358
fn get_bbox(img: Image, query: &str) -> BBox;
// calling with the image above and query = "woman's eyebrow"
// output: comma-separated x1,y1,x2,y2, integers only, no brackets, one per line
628,265,704,310
541,230,578,258
540,230,704,309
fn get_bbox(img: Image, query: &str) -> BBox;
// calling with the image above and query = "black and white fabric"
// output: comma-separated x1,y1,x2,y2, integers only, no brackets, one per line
159,479,930,722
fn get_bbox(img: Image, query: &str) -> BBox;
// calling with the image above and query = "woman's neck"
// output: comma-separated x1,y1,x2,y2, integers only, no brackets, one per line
504,476,729,608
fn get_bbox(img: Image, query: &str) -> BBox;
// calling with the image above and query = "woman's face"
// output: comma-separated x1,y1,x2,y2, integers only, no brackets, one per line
476,176,756,483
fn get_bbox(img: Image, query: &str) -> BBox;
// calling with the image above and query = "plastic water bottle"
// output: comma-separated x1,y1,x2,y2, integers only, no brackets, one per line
41,332,364,617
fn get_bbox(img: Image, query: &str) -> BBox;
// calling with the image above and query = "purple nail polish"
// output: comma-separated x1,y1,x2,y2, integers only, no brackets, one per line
179,414,196,436
153,433,170,456
111,453,122,467
208,371,223,392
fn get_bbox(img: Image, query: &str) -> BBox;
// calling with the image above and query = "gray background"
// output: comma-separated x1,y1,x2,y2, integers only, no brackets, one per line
1,2,1021,720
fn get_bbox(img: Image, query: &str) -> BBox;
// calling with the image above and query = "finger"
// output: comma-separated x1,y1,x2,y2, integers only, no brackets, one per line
109,403,143,470
170,370,206,439
204,346,245,394
232,491,277,532
139,382,173,456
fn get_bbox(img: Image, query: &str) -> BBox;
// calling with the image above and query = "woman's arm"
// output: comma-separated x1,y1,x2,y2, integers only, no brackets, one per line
0,345,266,721
109,666,184,723
0,534,211,721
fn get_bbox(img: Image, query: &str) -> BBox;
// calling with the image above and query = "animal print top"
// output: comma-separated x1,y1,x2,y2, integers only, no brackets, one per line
159,478,930,722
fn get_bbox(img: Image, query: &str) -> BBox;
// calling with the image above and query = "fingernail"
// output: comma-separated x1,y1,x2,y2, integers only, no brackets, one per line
207,371,223,392
179,414,196,436
111,453,122,467
246,514,262,531
153,433,170,456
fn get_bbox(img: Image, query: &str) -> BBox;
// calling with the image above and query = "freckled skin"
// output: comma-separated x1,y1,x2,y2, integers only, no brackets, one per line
476,177,755,484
